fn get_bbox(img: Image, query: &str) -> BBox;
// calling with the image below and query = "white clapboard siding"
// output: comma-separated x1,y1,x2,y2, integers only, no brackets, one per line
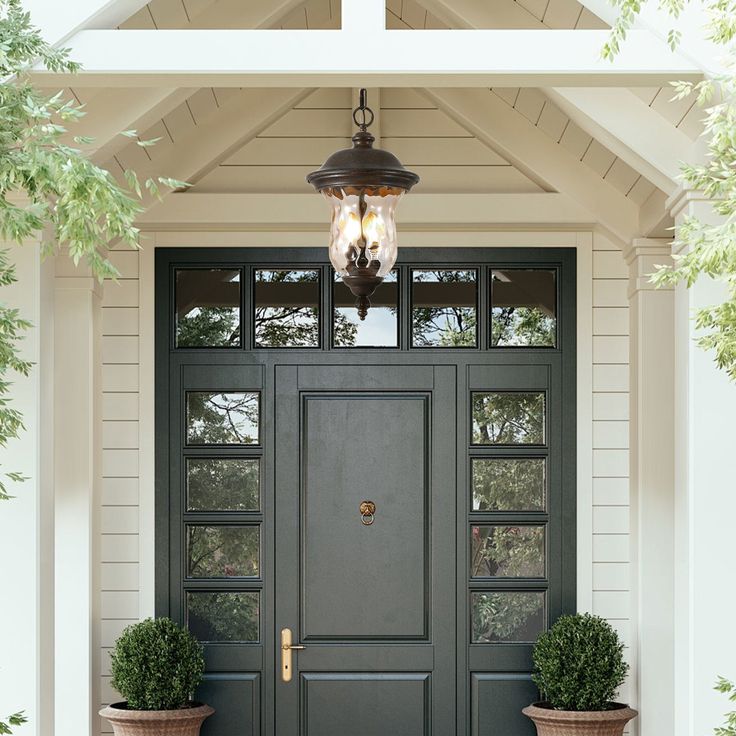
99,251,142,730
590,235,631,708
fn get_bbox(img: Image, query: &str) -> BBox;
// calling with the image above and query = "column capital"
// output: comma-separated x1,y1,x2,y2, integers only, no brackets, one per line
624,238,674,296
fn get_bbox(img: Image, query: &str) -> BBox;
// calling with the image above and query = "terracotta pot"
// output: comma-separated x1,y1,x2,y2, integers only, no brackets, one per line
99,702,214,736
523,702,637,736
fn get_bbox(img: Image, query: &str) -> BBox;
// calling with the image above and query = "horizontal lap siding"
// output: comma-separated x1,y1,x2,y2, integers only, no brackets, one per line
95,238,633,730
99,250,140,731
591,238,632,706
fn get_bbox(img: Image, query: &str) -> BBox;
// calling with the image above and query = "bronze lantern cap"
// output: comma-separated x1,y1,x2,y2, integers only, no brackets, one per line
306,130,420,192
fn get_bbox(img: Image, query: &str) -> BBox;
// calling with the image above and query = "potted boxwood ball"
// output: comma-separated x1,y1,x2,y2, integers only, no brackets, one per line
523,613,637,736
99,617,214,736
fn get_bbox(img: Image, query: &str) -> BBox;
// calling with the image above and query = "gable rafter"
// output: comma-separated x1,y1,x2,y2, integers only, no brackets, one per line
33,27,701,88
422,87,640,242
130,87,314,210
544,87,694,194
68,87,195,163
417,0,694,194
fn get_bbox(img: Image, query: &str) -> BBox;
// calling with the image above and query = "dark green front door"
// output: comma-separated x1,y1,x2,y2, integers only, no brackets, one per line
274,365,456,734
156,246,576,736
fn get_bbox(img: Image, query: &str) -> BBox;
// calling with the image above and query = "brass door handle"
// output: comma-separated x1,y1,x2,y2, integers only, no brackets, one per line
280,628,305,682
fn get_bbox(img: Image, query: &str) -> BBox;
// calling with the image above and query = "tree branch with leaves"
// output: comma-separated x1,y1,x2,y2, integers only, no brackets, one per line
604,0,736,379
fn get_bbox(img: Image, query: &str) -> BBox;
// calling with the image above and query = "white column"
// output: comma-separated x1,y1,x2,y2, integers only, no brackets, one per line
0,243,55,736
669,190,736,736
53,258,102,736
625,239,675,736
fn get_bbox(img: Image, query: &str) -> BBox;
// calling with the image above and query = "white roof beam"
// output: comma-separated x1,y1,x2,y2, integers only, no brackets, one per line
34,29,702,87
22,0,149,47
135,88,313,209
545,87,692,194
423,88,640,242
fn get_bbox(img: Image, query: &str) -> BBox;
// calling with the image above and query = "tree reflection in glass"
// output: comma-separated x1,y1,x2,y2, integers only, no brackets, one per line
175,269,241,348
187,591,259,642
412,269,477,347
471,392,545,445
186,392,259,445
187,458,259,512
472,591,545,643
187,525,260,578
491,269,556,347
254,269,320,347
472,458,545,511
471,525,545,578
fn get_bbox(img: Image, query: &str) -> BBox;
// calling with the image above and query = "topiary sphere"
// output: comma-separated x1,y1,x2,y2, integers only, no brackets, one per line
110,617,205,710
532,613,629,711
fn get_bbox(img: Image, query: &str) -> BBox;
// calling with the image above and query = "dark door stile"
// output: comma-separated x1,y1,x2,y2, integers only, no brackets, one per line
155,247,577,736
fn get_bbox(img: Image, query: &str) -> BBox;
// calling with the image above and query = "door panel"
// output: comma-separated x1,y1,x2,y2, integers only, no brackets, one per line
302,395,428,640
302,674,430,736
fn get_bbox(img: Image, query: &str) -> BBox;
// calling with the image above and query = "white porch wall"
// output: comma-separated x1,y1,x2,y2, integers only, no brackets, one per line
95,231,633,732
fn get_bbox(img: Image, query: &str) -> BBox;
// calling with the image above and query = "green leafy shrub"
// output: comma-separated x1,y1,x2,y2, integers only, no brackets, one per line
532,613,629,711
110,618,205,710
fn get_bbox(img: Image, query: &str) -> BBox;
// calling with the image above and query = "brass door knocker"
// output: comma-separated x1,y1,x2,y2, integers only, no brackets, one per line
359,500,376,525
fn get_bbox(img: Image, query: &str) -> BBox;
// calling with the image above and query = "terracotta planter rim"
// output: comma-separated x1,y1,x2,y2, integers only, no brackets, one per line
100,702,214,721
527,701,634,714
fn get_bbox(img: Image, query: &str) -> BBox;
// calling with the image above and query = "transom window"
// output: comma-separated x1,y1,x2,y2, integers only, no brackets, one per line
172,264,559,350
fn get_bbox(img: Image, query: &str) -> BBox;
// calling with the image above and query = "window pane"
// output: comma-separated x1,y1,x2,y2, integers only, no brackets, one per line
187,591,259,642
471,591,545,643
187,458,259,512
175,269,240,348
471,525,545,578
472,458,545,511
186,392,259,445
471,392,545,445
333,270,398,347
491,269,556,347
254,269,320,347
187,525,260,578
412,269,477,347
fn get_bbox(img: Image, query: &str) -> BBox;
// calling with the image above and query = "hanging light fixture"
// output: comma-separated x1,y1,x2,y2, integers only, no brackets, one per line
307,89,419,320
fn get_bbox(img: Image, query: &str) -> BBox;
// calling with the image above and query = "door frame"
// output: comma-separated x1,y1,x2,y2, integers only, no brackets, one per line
154,245,578,735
